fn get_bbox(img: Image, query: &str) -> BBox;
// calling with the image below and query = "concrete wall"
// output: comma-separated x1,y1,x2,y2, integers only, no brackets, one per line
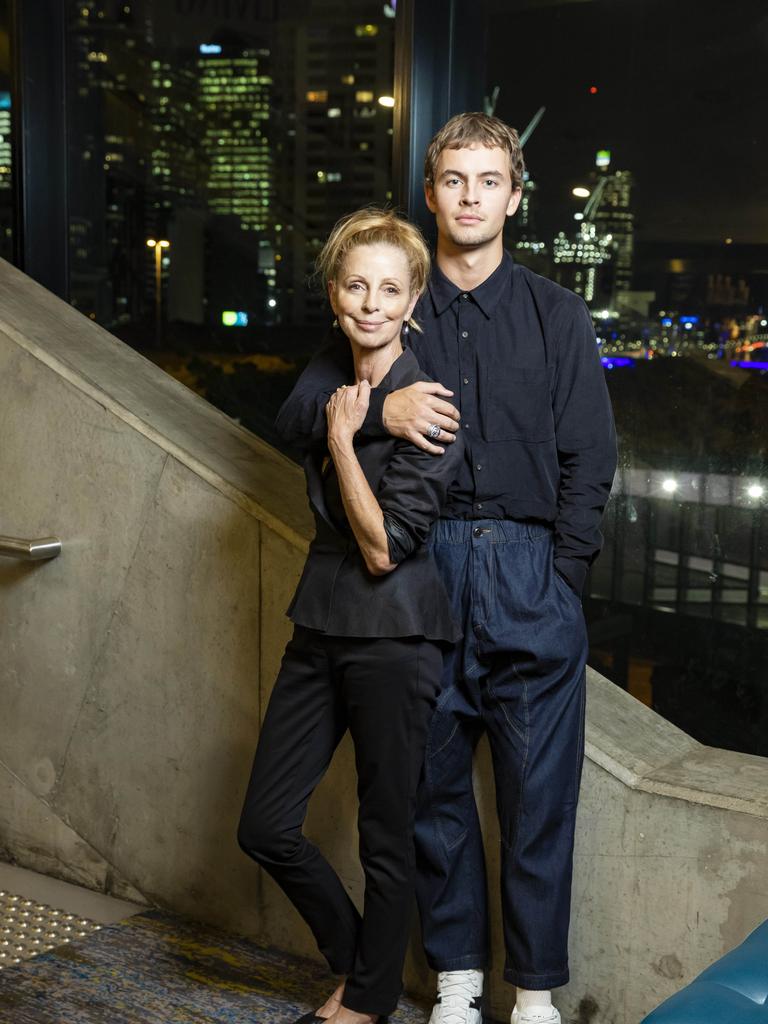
0,260,766,1023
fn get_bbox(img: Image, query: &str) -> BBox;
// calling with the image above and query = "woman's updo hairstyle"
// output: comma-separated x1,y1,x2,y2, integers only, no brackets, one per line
316,207,431,332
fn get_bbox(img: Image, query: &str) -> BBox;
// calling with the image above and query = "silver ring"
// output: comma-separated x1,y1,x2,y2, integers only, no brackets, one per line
427,423,441,439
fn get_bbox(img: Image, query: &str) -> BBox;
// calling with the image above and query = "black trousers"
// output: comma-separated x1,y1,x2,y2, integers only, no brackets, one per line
237,625,443,1016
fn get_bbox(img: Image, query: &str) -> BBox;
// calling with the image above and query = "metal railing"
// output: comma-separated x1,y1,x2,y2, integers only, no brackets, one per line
0,536,61,560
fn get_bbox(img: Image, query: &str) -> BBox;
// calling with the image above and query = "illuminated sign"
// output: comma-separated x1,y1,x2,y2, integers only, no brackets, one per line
199,43,222,54
0,92,10,110
222,311,248,327
595,149,611,168
679,315,699,325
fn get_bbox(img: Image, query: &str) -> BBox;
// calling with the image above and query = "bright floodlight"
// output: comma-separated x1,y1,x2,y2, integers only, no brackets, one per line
662,478,678,493
747,484,764,499
572,186,590,198
146,238,156,247
378,95,395,108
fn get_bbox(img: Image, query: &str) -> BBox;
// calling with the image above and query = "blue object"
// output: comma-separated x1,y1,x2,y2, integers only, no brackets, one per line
641,919,768,1023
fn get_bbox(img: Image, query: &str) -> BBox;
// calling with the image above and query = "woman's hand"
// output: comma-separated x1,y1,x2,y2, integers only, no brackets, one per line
326,380,371,447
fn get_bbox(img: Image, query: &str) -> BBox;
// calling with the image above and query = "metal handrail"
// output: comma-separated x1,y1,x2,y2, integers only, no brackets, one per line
0,536,61,560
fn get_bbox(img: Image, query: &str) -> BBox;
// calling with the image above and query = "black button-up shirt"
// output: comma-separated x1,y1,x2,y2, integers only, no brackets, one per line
276,252,617,595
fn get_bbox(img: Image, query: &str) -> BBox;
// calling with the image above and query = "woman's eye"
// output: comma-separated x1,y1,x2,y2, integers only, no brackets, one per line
385,287,400,295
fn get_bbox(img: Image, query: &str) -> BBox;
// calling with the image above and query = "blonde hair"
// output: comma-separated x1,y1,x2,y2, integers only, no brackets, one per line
316,208,431,331
424,111,525,192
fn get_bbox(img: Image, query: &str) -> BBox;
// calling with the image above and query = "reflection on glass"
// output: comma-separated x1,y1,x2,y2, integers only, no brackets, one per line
0,0,12,261
487,0,767,754
65,0,394,447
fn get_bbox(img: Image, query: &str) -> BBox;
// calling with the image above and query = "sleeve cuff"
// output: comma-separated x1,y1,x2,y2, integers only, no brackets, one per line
554,556,587,596
360,386,388,438
382,511,414,564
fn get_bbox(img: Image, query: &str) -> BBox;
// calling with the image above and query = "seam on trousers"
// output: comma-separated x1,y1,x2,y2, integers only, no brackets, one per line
573,670,586,805
486,681,526,742
504,675,529,854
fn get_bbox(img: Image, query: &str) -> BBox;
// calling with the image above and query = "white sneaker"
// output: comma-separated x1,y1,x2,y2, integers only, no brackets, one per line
511,1006,561,1024
428,969,483,1024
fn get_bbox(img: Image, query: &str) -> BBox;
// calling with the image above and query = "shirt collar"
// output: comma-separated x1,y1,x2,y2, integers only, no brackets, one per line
428,250,514,319
378,346,419,391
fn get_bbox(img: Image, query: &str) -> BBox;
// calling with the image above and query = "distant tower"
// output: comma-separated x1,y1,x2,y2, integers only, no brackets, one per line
552,220,613,305
197,37,274,235
590,150,634,307
0,90,12,262
511,171,548,269
280,0,395,324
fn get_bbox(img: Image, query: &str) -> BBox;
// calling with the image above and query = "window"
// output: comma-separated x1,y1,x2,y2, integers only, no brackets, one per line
485,0,768,754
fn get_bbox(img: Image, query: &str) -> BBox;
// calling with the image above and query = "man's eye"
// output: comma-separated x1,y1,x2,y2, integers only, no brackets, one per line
484,179,498,187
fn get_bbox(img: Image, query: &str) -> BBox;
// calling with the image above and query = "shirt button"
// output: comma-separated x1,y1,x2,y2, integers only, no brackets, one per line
476,464,483,471
461,330,469,339
462,293,469,301
475,502,483,511
464,422,470,429
463,377,470,385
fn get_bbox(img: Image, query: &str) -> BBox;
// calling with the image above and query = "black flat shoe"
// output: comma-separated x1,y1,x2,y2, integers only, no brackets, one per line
291,1016,388,1023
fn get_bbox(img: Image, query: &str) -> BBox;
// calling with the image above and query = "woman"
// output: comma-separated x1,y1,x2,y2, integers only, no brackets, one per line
237,208,463,1024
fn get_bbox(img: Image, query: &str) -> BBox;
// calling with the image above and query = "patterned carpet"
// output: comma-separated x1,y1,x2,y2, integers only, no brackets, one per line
0,909,429,1023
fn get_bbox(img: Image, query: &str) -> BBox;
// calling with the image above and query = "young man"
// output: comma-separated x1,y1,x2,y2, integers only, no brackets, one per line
276,113,617,1024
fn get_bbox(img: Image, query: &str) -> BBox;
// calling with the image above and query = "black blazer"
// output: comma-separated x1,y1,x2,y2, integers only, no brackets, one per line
286,348,464,642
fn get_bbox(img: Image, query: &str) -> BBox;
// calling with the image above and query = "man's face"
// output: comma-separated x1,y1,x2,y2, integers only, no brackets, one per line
425,144,521,249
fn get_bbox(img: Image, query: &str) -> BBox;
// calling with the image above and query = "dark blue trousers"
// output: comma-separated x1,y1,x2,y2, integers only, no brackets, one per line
415,519,587,990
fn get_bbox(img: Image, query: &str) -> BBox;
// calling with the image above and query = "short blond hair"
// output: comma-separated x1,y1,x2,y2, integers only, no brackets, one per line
316,207,431,299
424,112,525,192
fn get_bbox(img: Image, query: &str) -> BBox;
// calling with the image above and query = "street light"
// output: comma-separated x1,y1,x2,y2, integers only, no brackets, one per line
146,238,170,347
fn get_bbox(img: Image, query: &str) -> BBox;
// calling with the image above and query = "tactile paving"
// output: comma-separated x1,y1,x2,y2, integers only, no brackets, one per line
0,889,100,969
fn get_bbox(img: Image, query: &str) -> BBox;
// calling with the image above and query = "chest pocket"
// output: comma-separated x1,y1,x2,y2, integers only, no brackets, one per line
483,366,555,443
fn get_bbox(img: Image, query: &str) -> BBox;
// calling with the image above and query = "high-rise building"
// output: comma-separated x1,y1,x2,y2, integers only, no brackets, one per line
509,171,548,273
0,89,12,261
552,220,613,305
277,0,395,325
69,0,151,325
197,34,277,322
590,153,634,308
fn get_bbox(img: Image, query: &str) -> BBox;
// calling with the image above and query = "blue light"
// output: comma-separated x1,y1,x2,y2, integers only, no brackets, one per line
679,315,699,325
601,357,632,369
731,360,768,371
661,318,673,327
0,92,10,110
199,43,222,54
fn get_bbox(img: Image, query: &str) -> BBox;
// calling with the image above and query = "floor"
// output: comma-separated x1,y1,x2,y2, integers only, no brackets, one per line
0,863,430,1024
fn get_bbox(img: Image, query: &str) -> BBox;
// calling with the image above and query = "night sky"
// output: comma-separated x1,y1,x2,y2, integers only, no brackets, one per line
487,0,768,245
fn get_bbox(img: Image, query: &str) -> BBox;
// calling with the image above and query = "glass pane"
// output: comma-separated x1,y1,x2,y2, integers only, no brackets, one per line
65,0,395,449
486,0,768,755
0,0,13,262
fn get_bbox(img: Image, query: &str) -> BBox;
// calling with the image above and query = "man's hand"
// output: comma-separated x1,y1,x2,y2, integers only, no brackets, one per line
382,382,460,454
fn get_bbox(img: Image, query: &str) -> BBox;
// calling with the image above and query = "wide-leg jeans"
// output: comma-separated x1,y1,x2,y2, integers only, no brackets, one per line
238,625,443,1016
415,519,587,990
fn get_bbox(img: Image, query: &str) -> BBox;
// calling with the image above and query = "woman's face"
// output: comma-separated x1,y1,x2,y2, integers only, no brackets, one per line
329,242,418,352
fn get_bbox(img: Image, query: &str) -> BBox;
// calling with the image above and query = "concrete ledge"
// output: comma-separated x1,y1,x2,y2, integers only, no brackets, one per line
586,671,768,819
0,258,311,553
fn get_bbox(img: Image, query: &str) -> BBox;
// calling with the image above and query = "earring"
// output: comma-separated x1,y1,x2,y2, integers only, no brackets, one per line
402,321,410,337
332,317,339,329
